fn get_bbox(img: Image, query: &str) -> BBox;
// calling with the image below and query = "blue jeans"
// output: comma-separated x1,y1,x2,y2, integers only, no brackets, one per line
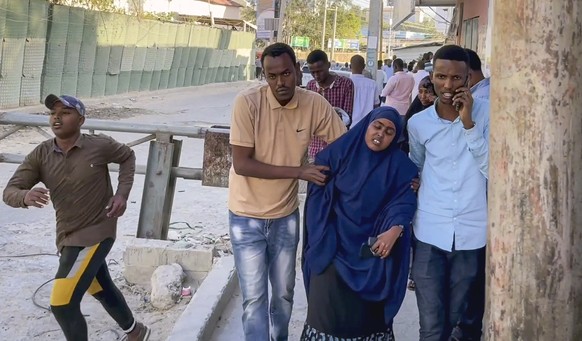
455,246,486,341
229,209,300,341
411,240,485,341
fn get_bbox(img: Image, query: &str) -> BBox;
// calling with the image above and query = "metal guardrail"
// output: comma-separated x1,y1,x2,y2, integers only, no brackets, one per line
0,153,203,180
0,112,230,240
0,112,230,139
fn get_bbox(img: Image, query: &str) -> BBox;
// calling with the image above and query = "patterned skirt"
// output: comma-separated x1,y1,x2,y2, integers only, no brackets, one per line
300,324,395,341
301,264,395,341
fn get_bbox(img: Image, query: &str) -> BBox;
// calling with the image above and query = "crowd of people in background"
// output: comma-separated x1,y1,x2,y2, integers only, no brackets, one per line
233,42,491,341
0,30,491,340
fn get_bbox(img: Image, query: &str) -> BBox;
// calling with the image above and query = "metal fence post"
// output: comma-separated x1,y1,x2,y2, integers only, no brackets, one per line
160,138,182,240
137,133,174,239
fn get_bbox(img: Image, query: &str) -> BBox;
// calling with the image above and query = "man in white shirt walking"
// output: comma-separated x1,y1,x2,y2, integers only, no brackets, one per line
382,59,393,82
465,48,490,100
349,55,380,127
407,45,489,341
376,60,387,103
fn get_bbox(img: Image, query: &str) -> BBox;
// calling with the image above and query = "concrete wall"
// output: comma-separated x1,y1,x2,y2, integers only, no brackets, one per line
0,0,255,109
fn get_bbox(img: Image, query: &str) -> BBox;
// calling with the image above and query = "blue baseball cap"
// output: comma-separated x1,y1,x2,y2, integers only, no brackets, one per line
44,94,86,116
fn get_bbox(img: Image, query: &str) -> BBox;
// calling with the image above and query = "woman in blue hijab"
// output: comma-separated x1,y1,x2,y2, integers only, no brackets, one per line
301,107,418,340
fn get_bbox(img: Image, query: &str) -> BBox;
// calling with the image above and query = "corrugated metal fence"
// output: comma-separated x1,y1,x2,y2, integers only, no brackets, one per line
0,0,255,109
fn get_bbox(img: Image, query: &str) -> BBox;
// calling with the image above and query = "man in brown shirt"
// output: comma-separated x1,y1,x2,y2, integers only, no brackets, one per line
2,95,150,341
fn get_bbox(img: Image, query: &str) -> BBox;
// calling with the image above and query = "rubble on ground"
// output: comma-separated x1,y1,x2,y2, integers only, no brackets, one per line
150,263,185,310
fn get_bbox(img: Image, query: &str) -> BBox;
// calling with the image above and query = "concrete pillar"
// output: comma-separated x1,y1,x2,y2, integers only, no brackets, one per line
366,0,382,78
487,1,582,340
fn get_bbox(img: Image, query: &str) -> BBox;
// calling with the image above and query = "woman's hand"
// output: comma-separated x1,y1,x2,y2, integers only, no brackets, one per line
411,178,420,193
372,225,404,259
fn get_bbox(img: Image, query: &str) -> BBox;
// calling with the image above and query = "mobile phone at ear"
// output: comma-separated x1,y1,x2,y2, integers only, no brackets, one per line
455,101,462,111
455,77,470,111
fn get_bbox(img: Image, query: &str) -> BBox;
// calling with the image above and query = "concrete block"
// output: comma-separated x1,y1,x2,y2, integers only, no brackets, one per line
125,266,208,290
123,238,214,289
166,256,238,341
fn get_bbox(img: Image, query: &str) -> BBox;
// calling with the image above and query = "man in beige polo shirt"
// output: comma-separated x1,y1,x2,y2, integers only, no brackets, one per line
229,43,346,341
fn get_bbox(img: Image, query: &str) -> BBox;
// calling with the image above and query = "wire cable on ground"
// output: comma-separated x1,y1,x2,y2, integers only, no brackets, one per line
0,253,58,258
168,221,202,230
32,278,55,312
0,253,58,312
2,253,124,339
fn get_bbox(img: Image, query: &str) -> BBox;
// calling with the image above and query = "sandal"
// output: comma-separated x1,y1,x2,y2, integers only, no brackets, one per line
407,279,416,291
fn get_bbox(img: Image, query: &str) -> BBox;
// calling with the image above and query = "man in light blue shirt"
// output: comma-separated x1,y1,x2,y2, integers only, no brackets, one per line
465,48,490,100
408,45,489,341
458,47,490,341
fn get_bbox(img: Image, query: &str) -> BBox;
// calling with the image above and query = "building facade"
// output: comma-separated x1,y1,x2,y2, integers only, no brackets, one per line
447,0,491,71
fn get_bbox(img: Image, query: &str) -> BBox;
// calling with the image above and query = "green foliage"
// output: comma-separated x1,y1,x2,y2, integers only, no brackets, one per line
241,0,257,24
142,11,176,21
283,0,362,48
254,38,266,49
398,18,444,39
48,0,117,11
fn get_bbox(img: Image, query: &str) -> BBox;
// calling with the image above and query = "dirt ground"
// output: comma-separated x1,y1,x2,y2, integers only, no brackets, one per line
0,80,257,340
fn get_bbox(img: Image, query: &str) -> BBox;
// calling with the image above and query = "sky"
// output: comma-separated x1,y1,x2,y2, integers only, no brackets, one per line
352,0,371,8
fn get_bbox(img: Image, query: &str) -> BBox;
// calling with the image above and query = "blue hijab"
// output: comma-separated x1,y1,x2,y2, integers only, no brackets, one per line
302,106,418,325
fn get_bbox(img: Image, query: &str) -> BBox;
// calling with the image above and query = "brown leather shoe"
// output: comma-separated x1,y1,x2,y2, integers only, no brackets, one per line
122,322,151,341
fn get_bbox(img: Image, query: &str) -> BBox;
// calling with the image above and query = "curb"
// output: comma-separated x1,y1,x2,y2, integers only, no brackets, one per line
166,256,238,341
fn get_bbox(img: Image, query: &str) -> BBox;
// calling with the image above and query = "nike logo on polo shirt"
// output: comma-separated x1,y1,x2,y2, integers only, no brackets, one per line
296,128,306,133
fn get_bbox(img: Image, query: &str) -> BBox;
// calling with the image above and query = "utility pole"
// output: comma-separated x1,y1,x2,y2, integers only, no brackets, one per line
276,0,288,42
321,0,328,50
378,1,383,62
366,0,382,79
273,0,280,42
330,7,338,61
208,0,215,26
387,18,392,58
487,0,582,340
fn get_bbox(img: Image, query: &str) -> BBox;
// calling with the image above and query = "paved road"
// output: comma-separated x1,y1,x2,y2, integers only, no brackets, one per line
211,268,420,341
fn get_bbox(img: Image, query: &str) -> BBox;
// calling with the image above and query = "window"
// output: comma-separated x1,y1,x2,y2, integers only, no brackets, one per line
463,17,479,51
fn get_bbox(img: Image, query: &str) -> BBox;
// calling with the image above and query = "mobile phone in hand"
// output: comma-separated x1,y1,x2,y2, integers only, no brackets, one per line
455,77,470,111
455,101,462,111
359,237,378,258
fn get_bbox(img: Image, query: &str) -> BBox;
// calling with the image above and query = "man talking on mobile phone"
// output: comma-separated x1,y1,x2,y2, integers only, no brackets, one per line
407,45,490,341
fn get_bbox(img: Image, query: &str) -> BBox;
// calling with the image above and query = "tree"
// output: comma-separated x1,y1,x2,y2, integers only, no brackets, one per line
282,0,317,45
326,4,362,41
282,0,362,49
397,17,445,40
254,38,266,49
241,0,257,24
48,0,117,11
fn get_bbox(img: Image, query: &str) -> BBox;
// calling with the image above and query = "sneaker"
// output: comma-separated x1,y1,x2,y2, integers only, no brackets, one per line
121,322,151,341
